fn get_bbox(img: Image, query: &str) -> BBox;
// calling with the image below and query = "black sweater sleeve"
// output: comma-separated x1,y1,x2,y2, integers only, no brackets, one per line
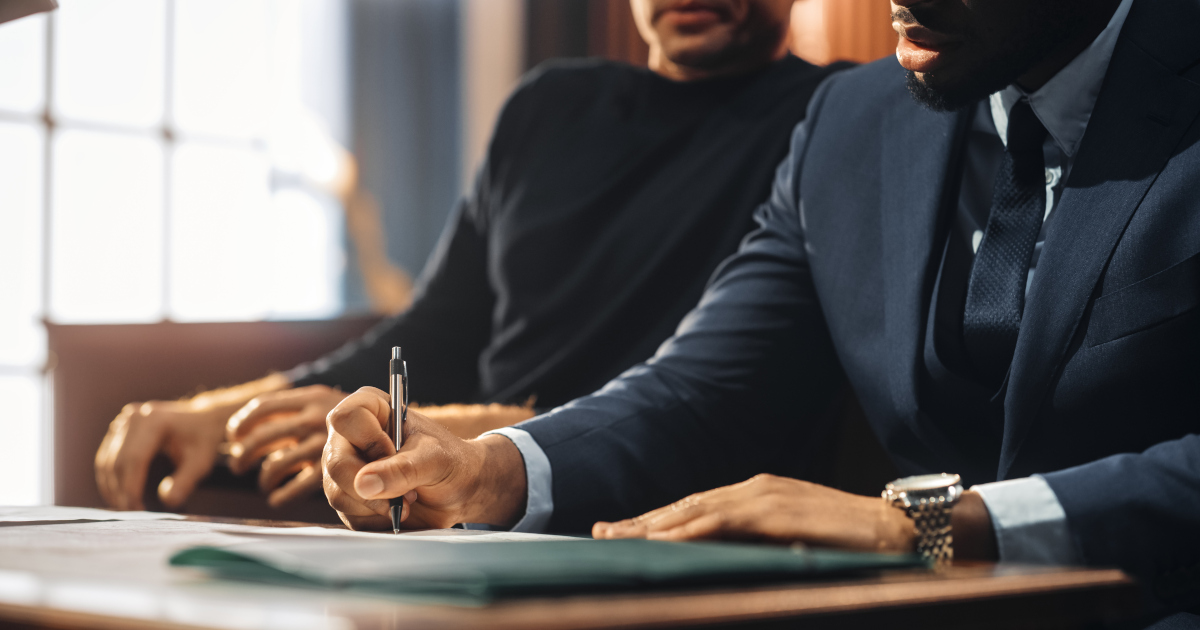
285,68,559,403
286,178,495,405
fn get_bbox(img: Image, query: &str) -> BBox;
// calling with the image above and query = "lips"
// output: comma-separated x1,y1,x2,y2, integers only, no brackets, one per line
657,0,732,28
893,22,961,73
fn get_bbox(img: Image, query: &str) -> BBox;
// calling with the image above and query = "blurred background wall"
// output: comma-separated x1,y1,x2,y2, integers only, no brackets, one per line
0,0,894,507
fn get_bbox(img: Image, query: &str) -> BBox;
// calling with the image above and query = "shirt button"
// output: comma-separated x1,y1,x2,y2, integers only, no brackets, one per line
1045,168,1060,187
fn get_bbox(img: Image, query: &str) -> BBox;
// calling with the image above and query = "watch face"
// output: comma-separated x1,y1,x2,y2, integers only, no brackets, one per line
892,473,961,492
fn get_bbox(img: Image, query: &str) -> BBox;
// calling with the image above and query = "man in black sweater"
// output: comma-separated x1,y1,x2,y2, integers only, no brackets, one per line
95,0,850,513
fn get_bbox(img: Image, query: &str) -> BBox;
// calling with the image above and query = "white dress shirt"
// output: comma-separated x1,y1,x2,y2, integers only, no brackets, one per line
488,0,1135,560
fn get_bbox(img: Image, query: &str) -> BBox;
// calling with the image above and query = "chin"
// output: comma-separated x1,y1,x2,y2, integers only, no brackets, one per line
904,55,1019,113
905,71,983,112
660,31,737,67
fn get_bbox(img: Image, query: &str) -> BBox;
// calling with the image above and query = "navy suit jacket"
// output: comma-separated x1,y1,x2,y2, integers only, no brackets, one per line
519,0,1200,604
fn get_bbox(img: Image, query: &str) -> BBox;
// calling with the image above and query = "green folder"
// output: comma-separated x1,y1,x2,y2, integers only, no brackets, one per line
171,537,925,603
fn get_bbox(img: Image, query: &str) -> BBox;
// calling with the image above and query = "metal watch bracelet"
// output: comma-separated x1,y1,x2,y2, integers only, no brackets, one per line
907,497,954,563
883,473,963,565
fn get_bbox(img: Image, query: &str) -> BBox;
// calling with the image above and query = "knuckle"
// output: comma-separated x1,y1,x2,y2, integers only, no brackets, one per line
361,438,390,458
751,473,783,491
327,406,354,432
326,488,352,512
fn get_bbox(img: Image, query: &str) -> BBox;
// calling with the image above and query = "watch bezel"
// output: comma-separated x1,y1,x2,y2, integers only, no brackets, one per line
883,473,963,509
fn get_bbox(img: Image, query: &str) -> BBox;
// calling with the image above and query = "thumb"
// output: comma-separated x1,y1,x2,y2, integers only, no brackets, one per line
354,433,449,501
157,444,215,508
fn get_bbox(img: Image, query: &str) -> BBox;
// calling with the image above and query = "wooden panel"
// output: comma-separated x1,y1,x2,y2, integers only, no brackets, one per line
526,0,590,68
587,0,649,67
524,0,648,69
790,0,896,65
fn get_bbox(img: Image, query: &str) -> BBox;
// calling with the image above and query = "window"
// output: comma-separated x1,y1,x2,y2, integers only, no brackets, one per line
0,0,348,505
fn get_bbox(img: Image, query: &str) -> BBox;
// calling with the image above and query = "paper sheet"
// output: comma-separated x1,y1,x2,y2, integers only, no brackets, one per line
0,505,184,523
0,519,377,630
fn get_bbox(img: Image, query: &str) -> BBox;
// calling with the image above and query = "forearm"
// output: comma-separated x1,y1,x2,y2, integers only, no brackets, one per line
417,403,536,440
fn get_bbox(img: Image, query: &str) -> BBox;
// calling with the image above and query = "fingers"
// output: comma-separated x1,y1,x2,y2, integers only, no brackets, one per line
95,407,132,508
326,387,393,461
229,412,326,475
323,430,390,518
647,512,728,541
594,497,708,539
260,432,325,494
266,464,322,508
323,391,486,531
337,510,393,532
353,432,452,501
157,439,217,508
226,387,314,442
110,404,167,511
592,479,771,541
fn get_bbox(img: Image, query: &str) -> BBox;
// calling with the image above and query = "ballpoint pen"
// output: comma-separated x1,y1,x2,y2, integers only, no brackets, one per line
389,346,408,534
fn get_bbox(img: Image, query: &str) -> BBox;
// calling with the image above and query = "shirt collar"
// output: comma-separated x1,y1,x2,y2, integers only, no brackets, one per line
990,0,1134,157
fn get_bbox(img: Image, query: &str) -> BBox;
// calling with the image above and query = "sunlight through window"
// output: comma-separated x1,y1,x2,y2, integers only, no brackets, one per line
0,0,349,504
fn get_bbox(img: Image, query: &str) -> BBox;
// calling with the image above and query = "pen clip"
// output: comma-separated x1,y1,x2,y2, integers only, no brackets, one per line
401,360,409,423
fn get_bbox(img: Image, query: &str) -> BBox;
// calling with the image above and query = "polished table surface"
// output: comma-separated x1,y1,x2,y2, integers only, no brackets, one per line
0,515,1141,630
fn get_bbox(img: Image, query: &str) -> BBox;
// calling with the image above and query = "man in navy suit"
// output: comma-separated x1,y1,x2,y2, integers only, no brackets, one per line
322,0,1200,618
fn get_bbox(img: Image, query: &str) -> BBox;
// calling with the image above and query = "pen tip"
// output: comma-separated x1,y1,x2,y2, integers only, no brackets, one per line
390,504,401,535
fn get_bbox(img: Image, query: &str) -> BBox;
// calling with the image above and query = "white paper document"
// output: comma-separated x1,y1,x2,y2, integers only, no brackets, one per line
0,505,184,523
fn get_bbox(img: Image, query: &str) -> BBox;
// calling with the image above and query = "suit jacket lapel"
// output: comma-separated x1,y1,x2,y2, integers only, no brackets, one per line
879,101,969,443
1000,6,1200,478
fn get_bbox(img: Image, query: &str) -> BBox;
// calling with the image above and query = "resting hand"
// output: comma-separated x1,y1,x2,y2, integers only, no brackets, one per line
593,474,916,553
94,401,226,511
225,385,345,507
322,387,528,531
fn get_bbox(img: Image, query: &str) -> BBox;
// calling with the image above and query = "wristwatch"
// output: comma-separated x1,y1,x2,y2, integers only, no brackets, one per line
883,473,964,563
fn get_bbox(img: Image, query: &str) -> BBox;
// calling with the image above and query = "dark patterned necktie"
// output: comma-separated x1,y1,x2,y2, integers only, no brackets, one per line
962,100,1049,388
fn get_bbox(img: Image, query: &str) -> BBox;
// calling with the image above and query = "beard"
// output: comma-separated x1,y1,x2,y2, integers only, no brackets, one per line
904,0,1094,112
904,67,1014,112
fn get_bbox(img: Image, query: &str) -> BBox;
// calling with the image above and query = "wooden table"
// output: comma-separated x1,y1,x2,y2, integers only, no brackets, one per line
0,516,1141,630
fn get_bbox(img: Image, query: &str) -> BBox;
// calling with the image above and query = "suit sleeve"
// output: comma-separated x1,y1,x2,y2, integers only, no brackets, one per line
1041,435,1200,607
514,99,847,533
286,176,495,404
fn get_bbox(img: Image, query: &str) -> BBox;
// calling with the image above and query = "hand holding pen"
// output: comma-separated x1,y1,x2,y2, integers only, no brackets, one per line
389,346,408,534
322,363,529,532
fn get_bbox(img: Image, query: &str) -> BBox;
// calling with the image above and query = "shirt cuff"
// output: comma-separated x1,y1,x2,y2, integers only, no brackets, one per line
972,475,1080,565
479,427,553,533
